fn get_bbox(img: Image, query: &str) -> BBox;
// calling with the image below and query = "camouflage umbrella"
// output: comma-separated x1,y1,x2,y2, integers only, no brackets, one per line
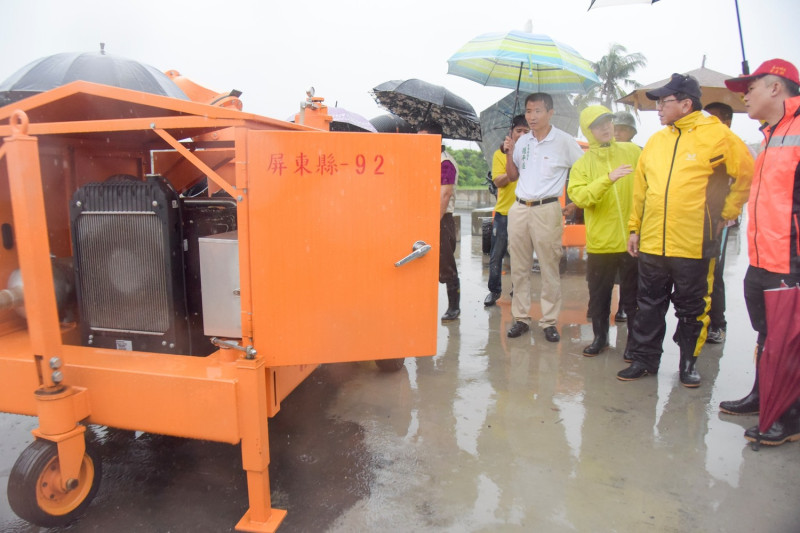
371,79,481,141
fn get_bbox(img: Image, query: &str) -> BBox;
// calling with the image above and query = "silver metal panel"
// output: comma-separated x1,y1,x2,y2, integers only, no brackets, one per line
198,231,241,337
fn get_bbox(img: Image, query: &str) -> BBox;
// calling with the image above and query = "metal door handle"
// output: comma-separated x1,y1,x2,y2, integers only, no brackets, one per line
395,240,431,267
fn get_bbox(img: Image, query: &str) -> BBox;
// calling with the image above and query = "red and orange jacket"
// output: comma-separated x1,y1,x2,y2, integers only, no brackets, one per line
748,95,800,275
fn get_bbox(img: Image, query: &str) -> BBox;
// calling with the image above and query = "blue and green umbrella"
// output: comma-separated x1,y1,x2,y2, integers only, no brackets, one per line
447,30,600,102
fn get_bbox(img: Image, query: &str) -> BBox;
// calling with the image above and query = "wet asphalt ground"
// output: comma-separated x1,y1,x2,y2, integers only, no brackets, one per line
1,211,799,532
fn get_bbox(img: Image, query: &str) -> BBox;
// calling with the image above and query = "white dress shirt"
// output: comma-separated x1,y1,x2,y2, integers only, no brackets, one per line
513,126,584,201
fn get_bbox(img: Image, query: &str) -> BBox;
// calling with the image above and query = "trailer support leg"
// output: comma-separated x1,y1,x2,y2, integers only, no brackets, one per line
234,357,286,532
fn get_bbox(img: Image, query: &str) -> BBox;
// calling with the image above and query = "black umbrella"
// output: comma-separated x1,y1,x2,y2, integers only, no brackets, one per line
478,91,579,166
371,79,481,141
369,113,415,133
286,106,378,132
0,48,188,106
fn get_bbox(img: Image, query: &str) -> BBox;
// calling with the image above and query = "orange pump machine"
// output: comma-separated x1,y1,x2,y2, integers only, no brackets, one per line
0,81,439,531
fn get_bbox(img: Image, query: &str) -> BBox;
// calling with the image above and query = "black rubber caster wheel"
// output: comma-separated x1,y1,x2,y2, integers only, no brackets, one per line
8,437,102,528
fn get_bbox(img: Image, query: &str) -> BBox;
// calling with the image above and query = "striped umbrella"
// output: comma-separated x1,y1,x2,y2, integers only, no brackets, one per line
447,31,600,101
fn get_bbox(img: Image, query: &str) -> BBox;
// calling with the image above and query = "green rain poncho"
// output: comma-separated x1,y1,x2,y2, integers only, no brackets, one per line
568,105,641,254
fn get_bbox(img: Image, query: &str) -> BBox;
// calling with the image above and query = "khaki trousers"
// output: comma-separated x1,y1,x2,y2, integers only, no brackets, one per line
508,200,563,328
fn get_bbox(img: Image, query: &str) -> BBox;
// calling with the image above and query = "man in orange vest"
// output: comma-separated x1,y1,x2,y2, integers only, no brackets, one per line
721,59,800,446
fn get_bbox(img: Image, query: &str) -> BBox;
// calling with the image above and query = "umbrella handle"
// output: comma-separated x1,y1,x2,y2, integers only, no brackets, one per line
513,62,523,117
422,102,432,124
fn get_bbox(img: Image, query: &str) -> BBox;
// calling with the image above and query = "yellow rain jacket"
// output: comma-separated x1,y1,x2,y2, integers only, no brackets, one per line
568,105,641,254
629,111,753,259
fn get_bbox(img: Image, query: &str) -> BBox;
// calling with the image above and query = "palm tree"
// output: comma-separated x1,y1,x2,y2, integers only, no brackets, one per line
573,43,647,112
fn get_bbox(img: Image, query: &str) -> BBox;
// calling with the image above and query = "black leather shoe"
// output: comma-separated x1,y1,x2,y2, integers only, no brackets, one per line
617,362,655,381
507,321,530,338
679,368,701,387
720,393,759,415
706,327,726,344
679,357,701,388
614,309,627,323
582,337,609,357
441,308,460,322
623,349,633,363
484,292,501,307
744,421,800,446
543,326,560,342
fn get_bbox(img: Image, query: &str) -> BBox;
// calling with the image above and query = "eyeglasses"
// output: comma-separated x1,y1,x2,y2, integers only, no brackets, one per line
656,97,680,108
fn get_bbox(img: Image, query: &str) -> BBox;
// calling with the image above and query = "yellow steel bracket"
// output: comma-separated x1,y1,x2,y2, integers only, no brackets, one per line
234,356,286,532
152,126,239,199
31,387,91,490
4,110,93,491
31,425,87,492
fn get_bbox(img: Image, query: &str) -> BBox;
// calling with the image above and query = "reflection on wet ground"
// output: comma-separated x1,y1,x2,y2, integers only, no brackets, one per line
1,213,799,532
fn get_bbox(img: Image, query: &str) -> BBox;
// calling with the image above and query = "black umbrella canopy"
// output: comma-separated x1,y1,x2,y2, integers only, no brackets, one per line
370,113,415,133
478,92,579,167
371,79,481,141
0,50,188,106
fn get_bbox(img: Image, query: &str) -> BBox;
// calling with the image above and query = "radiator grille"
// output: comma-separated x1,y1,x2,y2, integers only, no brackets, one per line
74,212,170,333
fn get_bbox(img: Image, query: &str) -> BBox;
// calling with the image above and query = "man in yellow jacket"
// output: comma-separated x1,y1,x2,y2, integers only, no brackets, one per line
485,115,528,307
618,73,753,387
568,105,641,357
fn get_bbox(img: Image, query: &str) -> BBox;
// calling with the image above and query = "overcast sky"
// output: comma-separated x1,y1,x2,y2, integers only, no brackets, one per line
2,0,798,147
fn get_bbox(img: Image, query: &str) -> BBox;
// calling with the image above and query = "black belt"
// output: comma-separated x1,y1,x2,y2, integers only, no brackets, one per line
516,196,559,207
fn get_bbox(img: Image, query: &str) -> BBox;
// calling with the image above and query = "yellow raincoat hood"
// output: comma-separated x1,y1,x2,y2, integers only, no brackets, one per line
580,105,615,148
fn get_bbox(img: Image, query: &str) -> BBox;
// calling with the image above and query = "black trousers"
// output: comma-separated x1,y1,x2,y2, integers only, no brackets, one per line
587,252,638,323
628,252,714,372
709,229,730,329
744,265,800,347
487,213,509,294
439,213,458,285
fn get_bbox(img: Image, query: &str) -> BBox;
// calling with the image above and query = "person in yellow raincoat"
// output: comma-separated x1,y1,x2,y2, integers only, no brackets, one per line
568,105,641,357
618,73,753,387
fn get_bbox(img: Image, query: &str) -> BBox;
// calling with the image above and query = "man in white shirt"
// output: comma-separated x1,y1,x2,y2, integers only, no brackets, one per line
504,93,584,342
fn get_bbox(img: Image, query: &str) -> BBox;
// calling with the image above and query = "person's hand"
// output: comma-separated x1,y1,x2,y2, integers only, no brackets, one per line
715,219,727,237
627,233,640,257
503,135,515,154
562,202,577,218
609,165,633,183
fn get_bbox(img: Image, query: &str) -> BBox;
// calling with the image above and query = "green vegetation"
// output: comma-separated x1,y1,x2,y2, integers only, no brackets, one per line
572,43,647,113
448,148,489,188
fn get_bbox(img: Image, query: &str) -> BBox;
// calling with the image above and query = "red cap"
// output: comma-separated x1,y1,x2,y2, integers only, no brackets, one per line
725,58,800,93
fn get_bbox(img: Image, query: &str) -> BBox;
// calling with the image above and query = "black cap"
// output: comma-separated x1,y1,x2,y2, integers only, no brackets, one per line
645,73,702,101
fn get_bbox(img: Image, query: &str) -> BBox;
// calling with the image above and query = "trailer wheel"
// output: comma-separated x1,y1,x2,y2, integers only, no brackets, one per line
8,438,102,528
376,358,405,372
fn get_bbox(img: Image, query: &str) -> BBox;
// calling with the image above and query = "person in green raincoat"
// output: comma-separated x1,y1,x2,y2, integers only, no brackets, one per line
568,105,641,357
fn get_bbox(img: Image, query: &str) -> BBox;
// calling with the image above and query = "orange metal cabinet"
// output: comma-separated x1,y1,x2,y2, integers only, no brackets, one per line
0,81,442,532
246,131,440,367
